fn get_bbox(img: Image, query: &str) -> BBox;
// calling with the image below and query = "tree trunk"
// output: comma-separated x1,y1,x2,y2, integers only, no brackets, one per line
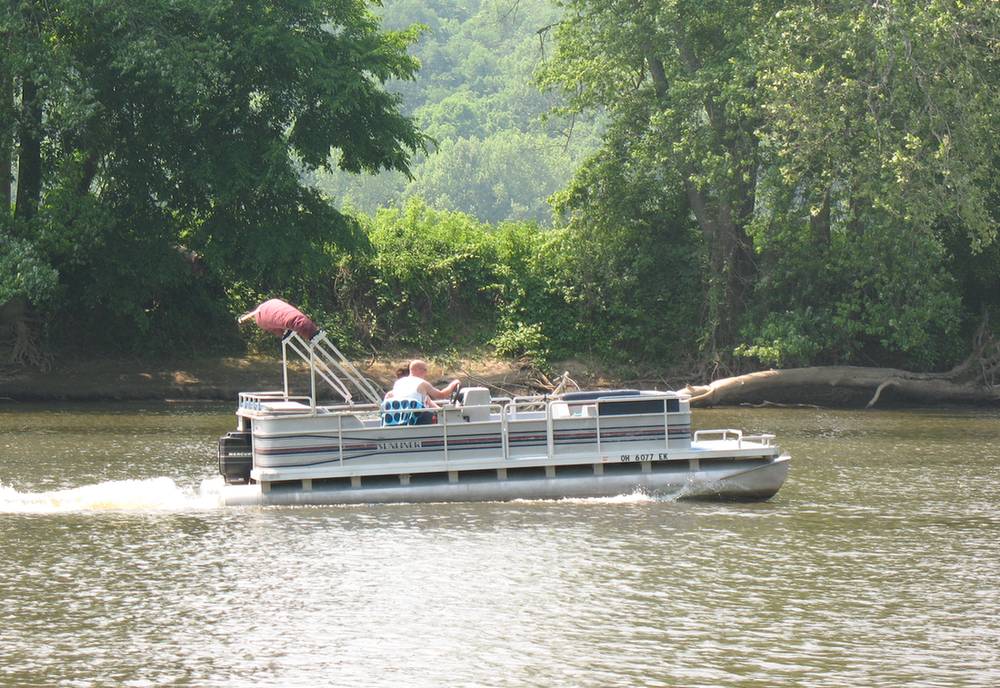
644,47,669,98
811,187,831,246
77,150,99,195
717,200,756,334
685,179,756,347
669,28,758,348
683,361,1000,408
0,60,11,211
14,77,42,222
682,315,1000,407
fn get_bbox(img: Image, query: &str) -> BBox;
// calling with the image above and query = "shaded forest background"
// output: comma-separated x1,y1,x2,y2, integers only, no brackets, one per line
2,0,998,384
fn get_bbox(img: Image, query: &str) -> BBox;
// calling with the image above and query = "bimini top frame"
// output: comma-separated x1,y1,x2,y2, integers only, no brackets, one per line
280,331,384,408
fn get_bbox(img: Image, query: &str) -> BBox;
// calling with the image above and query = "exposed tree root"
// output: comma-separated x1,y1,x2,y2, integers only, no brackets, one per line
0,298,51,372
3,321,51,372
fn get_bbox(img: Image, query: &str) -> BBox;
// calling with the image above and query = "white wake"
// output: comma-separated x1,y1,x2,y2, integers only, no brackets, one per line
0,476,224,513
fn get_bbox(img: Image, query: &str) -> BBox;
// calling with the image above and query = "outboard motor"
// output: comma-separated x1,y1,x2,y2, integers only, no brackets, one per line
218,431,252,484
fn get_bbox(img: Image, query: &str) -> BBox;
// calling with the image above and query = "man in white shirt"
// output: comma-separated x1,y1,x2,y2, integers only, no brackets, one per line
391,360,460,408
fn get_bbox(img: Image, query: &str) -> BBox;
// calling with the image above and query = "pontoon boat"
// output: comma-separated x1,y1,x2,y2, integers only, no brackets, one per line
217,302,789,505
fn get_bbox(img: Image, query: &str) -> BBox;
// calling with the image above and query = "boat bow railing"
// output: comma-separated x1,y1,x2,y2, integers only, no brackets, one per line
692,429,776,448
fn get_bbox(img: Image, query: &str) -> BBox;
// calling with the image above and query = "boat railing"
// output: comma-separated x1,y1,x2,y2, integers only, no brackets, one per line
693,429,776,448
505,392,684,460
743,433,776,447
506,394,642,415
520,392,685,463
374,397,675,465
239,391,313,411
451,394,680,465
507,395,550,413
246,388,696,467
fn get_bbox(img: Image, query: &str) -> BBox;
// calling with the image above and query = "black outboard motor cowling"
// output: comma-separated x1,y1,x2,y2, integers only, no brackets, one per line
218,431,252,484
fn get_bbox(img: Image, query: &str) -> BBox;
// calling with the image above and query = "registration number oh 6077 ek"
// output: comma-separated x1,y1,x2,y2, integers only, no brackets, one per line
617,452,669,462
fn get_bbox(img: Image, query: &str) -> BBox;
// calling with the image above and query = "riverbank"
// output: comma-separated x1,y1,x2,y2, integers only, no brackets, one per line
5,354,997,407
0,355,633,402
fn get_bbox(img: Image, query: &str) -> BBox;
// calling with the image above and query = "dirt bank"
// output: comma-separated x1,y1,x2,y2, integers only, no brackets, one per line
0,355,622,402
8,355,994,407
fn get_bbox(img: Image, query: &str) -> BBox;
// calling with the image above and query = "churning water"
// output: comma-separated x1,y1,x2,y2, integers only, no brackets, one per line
0,477,220,513
1,402,998,687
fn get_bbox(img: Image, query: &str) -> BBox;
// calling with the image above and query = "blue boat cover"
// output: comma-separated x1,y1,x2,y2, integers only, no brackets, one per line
562,389,640,402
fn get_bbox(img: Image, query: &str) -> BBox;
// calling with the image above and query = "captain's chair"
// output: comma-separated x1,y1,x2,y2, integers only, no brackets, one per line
382,398,428,426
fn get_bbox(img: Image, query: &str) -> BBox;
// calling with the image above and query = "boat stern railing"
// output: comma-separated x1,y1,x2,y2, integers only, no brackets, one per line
240,391,295,411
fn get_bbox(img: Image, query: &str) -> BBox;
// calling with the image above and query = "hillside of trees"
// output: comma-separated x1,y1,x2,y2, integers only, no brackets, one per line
2,0,999,400
308,0,603,225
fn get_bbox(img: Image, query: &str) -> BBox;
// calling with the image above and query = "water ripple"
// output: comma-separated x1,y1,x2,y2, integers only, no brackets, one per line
1,403,999,687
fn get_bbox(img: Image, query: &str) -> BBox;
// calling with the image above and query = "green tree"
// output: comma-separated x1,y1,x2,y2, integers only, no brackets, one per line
335,199,505,349
539,0,772,351
742,0,999,367
541,0,999,367
406,132,572,223
0,231,57,308
549,128,705,365
312,0,602,224
1,0,426,352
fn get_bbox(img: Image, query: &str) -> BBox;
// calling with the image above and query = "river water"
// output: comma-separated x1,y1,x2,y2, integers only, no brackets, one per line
1,402,998,687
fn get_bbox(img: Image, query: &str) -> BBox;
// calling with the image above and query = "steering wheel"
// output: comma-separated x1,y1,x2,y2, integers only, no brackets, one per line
449,382,462,406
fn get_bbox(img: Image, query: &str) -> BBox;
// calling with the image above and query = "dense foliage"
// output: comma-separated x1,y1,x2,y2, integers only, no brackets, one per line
2,0,998,377
2,0,425,353
311,198,698,366
540,0,999,369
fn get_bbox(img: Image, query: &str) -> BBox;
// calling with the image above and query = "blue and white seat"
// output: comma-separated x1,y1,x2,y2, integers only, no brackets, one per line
382,398,426,426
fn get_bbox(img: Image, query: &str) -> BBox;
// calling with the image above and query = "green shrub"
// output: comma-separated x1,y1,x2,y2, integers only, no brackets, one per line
740,217,963,370
0,231,59,308
490,322,550,363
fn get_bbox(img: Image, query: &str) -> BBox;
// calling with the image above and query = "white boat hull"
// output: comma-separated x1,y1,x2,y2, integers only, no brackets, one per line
221,454,790,506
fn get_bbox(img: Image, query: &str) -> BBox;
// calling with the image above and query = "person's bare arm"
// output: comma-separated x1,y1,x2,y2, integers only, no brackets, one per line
421,379,460,400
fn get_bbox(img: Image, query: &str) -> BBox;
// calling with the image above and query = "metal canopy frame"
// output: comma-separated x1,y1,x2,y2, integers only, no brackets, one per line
280,331,384,407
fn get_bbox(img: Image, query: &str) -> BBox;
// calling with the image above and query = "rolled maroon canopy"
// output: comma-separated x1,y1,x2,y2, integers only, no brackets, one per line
246,299,319,340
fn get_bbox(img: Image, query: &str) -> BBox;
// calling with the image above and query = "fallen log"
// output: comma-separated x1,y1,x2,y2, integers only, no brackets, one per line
683,364,1000,408
685,318,1000,408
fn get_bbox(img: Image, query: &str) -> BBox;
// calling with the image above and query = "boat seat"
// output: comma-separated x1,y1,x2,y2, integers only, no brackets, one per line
460,387,491,423
382,398,431,426
259,400,313,414
550,402,570,419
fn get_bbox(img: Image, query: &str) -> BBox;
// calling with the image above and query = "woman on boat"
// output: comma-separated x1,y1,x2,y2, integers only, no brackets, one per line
382,366,410,401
